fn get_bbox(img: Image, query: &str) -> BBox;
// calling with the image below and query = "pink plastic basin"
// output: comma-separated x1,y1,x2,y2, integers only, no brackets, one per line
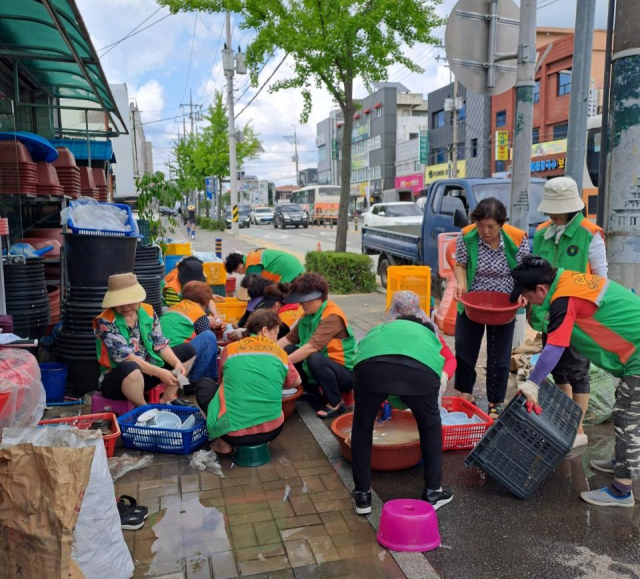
457,291,520,325
377,499,441,552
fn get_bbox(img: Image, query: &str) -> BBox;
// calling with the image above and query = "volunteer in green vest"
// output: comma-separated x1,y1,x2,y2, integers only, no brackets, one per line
195,310,301,455
93,273,195,407
532,177,608,448
224,248,304,284
349,316,453,516
160,281,219,384
511,256,640,508
453,197,530,418
277,273,357,419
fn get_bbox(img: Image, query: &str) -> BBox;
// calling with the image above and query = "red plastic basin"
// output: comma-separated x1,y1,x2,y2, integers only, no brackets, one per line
457,291,520,325
282,385,303,421
331,410,422,471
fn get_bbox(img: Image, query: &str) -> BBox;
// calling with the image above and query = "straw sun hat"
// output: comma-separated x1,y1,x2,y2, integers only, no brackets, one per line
102,273,146,308
537,177,585,214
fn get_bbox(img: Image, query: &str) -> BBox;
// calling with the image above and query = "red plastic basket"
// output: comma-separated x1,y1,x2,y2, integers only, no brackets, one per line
39,412,120,458
441,397,493,451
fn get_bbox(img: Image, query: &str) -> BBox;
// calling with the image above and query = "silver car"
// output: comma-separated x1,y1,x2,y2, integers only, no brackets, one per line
250,206,274,224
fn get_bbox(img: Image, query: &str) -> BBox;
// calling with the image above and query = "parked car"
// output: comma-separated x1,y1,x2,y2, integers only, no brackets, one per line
159,206,179,217
224,207,251,229
273,204,309,229
362,202,423,227
250,206,274,224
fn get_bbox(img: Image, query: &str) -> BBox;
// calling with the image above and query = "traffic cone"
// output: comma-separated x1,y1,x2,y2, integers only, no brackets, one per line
316,242,322,252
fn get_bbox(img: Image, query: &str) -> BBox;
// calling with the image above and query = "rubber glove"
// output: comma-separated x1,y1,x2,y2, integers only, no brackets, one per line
438,372,449,408
518,380,543,415
379,401,392,421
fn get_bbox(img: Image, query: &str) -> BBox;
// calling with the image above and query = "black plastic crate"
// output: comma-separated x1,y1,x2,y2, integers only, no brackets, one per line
464,379,582,499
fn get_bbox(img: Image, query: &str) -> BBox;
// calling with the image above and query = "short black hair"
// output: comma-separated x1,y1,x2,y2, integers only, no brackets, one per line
471,197,507,226
240,274,257,289
512,255,557,291
248,276,275,299
224,252,245,274
396,315,435,334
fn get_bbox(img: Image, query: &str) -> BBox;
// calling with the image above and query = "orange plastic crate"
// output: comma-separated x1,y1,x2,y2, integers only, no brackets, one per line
204,262,226,285
215,297,247,324
441,397,493,451
386,265,431,314
39,412,121,458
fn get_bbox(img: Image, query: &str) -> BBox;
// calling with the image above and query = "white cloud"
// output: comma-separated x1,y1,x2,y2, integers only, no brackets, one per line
132,80,166,121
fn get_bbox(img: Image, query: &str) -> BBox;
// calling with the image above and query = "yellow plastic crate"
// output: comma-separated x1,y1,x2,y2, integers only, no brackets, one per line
204,262,226,285
386,265,432,314
164,242,191,255
214,298,246,324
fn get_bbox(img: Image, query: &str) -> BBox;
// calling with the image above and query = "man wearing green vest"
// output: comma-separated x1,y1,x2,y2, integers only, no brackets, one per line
225,248,304,284
349,316,453,515
531,177,607,448
510,256,640,508
277,273,357,419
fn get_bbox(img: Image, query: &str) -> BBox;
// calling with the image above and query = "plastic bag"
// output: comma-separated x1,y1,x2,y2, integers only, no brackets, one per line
61,197,133,233
193,251,222,263
584,364,618,425
108,453,154,482
190,449,224,477
0,349,46,430
1,426,134,579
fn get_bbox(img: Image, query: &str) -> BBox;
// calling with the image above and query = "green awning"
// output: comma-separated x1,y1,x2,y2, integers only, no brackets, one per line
0,0,127,134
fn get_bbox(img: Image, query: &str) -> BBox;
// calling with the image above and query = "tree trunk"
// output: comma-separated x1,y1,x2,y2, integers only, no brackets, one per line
335,86,354,252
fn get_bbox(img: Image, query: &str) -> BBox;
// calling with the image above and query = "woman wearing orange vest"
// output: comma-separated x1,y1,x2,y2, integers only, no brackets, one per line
160,281,219,385
453,197,529,418
277,273,357,419
93,273,196,407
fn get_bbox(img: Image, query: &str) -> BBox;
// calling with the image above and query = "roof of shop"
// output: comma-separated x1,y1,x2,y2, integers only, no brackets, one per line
0,0,126,133
50,138,115,162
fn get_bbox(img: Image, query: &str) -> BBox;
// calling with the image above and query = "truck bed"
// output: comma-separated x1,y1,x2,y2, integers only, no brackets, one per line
361,224,422,263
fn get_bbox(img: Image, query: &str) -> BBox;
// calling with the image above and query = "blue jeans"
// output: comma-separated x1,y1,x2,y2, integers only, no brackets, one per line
188,330,218,381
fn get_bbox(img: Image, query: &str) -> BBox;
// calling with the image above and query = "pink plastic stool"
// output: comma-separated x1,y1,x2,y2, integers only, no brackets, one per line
146,384,166,404
377,499,441,552
91,393,134,416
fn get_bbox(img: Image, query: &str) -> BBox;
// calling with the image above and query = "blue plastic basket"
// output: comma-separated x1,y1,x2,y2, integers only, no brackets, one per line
117,404,208,454
67,200,139,237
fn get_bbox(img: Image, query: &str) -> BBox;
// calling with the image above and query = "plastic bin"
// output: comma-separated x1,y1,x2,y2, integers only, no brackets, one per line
215,298,247,324
67,201,138,237
464,379,582,499
164,254,184,275
118,404,207,454
165,242,191,255
204,262,226,285
39,362,67,403
39,412,121,458
441,397,493,451
137,219,151,245
386,265,431,314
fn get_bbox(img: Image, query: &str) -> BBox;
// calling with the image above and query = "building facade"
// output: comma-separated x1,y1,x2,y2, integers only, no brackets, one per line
129,100,153,181
298,168,318,186
108,84,136,198
316,109,343,185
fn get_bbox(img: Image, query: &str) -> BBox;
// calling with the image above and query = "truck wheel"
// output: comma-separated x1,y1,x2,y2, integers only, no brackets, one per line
379,258,390,289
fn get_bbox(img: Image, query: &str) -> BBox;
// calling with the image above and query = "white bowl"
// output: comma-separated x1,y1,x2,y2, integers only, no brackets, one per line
154,411,182,429
180,414,196,430
137,408,160,424
448,411,468,421
439,407,448,419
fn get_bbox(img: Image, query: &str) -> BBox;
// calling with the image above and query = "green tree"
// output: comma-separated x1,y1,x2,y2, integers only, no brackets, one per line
136,171,183,244
172,134,202,203
192,91,261,221
158,0,443,251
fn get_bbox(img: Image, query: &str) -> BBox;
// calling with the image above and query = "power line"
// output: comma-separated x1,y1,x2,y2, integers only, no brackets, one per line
180,14,199,104
196,16,226,104
235,54,288,119
99,12,175,57
235,58,273,104
97,6,163,53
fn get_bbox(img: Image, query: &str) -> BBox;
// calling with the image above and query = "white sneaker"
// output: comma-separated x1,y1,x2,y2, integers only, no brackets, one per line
573,433,588,448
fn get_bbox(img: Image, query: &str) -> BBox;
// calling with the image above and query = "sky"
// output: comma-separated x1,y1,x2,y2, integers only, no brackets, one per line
77,0,610,185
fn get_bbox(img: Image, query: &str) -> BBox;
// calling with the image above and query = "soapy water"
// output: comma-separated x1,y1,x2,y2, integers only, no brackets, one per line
341,418,420,446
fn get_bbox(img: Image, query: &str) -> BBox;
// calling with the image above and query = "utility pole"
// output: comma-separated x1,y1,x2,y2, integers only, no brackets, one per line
284,125,300,185
564,0,596,190
451,79,459,178
508,0,537,232
603,0,640,288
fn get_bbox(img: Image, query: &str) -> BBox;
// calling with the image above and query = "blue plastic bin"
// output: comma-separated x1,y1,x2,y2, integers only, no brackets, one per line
67,200,139,237
165,254,185,275
117,404,208,454
39,363,68,403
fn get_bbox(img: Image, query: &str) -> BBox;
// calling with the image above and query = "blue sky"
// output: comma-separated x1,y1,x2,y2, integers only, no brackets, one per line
78,0,610,184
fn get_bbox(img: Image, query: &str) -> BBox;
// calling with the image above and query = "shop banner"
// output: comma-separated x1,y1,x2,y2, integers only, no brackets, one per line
395,173,424,194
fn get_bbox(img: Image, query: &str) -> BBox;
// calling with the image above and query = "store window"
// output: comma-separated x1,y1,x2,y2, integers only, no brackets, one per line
496,110,507,127
471,138,478,158
496,160,506,172
533,81,540,104
532,128,539,144
376,106,383,118
553,123,568,140
558,71,572,96
432,110,445,128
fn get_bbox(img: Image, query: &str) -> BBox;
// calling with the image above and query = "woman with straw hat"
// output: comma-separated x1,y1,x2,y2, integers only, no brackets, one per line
531,176,607,448
94,273,196,406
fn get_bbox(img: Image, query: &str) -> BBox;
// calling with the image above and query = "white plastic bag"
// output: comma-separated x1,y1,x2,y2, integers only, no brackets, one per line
1,426,134,579
61,197,134,233
0,349,46,430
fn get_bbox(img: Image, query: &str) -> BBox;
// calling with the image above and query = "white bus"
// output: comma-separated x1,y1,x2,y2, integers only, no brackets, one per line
291,185,341,224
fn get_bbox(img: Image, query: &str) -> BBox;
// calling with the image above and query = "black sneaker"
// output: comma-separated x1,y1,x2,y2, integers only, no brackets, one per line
352,490,372,515
422,488,454,510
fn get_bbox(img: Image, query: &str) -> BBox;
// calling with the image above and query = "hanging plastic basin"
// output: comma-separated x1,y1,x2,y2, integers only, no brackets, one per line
39,362,68,403
457,291,520,325
331,410,422,471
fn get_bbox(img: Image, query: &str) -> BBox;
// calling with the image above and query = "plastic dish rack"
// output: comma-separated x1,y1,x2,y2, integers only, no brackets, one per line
118,404,208,454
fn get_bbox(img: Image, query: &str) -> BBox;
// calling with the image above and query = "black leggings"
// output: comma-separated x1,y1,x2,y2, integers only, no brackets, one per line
351,362,442,493
100,343,195,400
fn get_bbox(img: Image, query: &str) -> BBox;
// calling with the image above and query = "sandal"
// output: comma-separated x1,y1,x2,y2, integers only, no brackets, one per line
118,495,148,519
488,404,503,419
317,403,346,419
117,501,145,530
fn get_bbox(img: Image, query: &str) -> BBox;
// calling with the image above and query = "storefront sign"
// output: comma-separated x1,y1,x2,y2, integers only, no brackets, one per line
424,160,466,184
496,130,509,161
419,130,429,165
532,139,567,158
395,173,424,194
331,139,339,160
351,121,370,143
530,156,565,173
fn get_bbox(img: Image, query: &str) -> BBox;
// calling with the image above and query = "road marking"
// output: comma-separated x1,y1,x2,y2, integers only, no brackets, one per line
264,234,289,239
